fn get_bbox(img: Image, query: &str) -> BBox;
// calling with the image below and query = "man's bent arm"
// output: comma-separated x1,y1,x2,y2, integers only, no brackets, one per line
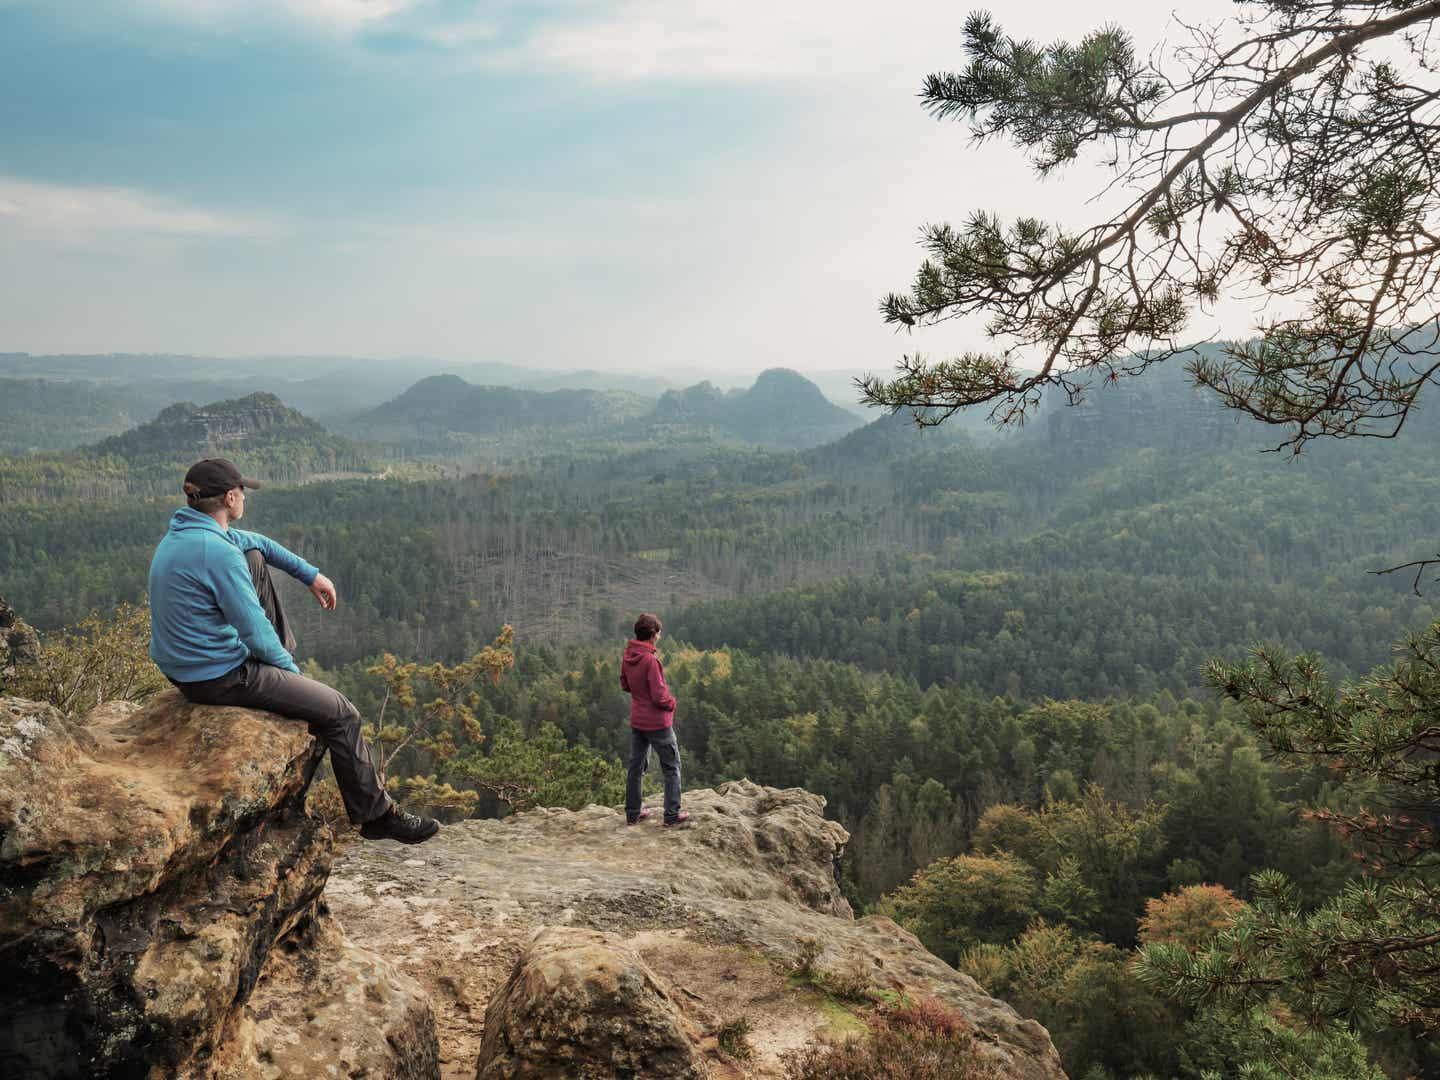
230,528,319,586
213,545,301,673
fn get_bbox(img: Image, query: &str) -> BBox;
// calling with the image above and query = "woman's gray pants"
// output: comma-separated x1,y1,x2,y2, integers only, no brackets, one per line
625,726,683,823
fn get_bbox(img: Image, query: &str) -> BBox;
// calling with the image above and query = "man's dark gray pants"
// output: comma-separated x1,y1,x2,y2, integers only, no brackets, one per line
171,551,393,825
625,727,682,823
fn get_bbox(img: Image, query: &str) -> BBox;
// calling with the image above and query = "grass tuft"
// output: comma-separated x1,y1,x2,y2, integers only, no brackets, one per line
716,1016,754,1061
783,997,1000,1079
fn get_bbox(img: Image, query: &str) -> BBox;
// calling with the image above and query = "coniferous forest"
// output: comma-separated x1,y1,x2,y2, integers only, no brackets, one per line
4,356,1440,1078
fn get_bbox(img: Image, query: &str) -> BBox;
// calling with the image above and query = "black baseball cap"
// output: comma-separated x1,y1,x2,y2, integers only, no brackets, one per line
183,458,262,499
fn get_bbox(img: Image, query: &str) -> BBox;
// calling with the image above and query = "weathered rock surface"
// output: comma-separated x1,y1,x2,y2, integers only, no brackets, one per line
0,596,39,690
476,927,706,1080
2,686,1061,1078
330,779,1066,1080
0,691,438,1080
210,906,439,1080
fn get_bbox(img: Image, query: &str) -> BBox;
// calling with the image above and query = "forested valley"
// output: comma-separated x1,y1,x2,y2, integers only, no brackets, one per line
4,358,1440,1077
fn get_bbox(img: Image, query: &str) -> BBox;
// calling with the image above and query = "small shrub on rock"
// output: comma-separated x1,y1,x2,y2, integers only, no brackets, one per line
783,998,999,1079
716,1016,754,1061
785,937,880,1004
13,602,166,715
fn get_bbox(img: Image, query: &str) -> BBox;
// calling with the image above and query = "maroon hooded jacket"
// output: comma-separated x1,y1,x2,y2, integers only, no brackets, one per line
620,638,677,730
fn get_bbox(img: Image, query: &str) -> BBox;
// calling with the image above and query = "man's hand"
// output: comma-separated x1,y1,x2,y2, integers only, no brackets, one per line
309,573,339,611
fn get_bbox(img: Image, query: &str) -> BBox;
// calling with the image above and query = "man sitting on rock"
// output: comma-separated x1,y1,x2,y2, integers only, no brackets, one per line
148,458,438,845
621,613,689,827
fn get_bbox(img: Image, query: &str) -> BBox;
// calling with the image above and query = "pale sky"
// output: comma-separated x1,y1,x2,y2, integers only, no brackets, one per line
0,0,1236,377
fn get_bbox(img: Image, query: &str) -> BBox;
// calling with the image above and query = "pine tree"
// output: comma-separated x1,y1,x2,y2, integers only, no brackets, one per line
862,1,1440,451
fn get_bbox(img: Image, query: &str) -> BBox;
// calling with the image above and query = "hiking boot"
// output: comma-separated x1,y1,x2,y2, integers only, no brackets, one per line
626,808,653,825
360,806,439,845
663,812,691,828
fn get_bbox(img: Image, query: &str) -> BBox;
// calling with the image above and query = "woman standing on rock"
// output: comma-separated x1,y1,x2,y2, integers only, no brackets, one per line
621,613,689,828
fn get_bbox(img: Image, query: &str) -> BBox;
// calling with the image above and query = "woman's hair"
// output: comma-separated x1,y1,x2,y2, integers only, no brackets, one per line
634,613,663,641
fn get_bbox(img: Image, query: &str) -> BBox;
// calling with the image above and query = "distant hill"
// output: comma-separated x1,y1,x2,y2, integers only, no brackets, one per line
0,392,373,504
349,375,653,448
90,392,341,458
651,368,864,449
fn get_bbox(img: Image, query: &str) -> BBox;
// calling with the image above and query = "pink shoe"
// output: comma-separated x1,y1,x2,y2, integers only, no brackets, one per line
664,812,691,828
626,809,653,825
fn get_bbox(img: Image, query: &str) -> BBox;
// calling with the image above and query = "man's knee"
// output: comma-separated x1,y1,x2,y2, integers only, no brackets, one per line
245,548,266,574
301,683,362,738
329,693,362,734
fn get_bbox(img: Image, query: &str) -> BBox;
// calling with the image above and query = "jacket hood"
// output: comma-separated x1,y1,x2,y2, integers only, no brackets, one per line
623,639,656,666
167,507,227,535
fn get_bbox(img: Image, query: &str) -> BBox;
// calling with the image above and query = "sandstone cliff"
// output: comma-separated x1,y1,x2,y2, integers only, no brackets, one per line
2,686,1065,1079
0,691,435,1079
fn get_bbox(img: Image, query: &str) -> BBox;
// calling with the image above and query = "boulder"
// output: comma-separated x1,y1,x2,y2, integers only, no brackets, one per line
0,690,439,1080
0,691,324,939
477,928,706,1080
0,691,328,1078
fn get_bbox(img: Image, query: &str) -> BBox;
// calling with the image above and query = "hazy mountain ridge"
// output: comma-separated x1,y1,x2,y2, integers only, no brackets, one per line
345,375,654,447
0,353,677,422
0,352,862,434
648,367,865,449
344,367,866,452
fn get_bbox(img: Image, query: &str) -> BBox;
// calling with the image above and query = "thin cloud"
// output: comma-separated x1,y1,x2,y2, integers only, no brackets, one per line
140,0,418,32
494,2,926,83
480,1,1224,86
409,14,498,49
0,177,283,238
92,0,1223,86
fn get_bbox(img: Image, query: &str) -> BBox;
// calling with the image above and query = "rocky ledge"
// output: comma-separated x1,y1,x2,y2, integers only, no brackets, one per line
1,683,1064,1079
330,780,1065,1080
0,691,437,1079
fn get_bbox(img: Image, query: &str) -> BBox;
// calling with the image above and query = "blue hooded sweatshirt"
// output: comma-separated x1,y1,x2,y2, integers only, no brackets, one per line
148,507,318,682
